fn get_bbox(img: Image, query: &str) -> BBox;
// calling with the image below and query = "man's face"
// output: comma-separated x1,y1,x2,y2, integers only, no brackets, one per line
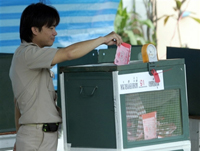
33,24,57,48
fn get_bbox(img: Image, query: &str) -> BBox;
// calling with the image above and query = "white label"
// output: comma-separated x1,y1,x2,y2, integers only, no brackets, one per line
118,70,164,94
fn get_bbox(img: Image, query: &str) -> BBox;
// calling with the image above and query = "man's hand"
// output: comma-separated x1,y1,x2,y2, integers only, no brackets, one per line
103,31,123,46
13,99,21,151
13,142,16,151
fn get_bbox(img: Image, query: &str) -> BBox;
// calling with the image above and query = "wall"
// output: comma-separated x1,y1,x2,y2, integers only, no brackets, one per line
123,0,200,59
156,0,200,59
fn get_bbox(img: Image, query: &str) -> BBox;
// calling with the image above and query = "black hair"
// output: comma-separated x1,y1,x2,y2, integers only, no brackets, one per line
20,3,60,42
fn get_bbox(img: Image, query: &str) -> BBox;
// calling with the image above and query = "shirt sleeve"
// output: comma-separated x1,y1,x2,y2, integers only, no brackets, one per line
24,45,58,69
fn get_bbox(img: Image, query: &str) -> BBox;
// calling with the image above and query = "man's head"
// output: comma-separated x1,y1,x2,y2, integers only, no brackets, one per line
20,3,60,44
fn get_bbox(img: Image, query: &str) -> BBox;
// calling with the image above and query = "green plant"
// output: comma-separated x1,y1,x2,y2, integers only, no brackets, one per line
114,0,156,45
160,0,200,47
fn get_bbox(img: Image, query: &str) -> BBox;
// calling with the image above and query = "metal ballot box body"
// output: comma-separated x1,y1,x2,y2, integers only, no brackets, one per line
0,54,16,151
59,59,190,151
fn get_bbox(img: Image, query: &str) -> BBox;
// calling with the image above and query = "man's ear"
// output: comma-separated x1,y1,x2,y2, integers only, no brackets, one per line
31,27,39,35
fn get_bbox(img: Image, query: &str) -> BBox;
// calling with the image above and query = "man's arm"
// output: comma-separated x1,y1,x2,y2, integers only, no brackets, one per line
51,31,122,65
13,99,21,151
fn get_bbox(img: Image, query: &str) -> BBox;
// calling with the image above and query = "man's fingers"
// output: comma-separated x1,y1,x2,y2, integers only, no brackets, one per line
105,31,123,46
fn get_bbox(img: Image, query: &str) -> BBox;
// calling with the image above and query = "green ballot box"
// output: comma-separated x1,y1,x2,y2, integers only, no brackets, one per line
167,47,200,117
59,59,190,151
0,54,16,150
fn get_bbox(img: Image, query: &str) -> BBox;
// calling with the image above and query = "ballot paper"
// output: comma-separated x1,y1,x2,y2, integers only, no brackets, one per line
114,42,131,65
142,111,157,140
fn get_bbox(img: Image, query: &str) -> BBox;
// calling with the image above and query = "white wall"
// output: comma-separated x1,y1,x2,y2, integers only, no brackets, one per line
156,0,200,59
123,0,200,59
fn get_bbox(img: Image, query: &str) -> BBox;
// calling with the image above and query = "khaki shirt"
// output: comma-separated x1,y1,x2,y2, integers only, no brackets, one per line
9,42,62,124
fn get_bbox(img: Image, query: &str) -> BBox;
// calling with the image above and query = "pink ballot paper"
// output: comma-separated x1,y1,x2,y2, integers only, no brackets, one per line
142,111,157,140
114,42,131,65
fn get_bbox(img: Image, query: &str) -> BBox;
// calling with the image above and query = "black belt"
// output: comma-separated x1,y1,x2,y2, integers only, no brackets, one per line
42,123,59,132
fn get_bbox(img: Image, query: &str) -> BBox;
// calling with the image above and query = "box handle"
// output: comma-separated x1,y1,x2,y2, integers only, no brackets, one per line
79,86,98,97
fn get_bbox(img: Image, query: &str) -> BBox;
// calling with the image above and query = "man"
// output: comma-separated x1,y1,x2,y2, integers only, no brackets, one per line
9,2,123,151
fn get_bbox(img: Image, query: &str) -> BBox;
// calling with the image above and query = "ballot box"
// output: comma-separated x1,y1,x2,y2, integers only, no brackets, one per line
59,59,190,151
0,53,16,150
